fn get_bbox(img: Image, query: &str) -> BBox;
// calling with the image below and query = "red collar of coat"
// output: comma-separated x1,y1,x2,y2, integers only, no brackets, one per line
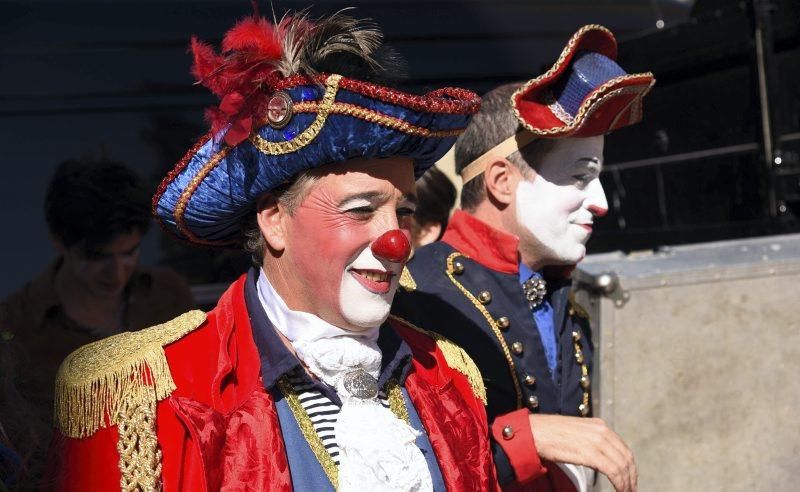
441,210,577,279
442,210,521,274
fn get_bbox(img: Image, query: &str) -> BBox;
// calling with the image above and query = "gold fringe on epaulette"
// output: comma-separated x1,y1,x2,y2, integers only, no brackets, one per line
398,266,417,292
389,315,487,405
431,334,487,405
54,310,206,438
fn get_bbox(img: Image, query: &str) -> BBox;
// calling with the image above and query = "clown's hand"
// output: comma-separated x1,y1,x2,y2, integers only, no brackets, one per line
528,414,637,492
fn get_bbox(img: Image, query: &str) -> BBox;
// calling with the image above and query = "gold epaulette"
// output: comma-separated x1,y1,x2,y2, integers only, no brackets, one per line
568,291,590,319
398,266,417,292
54,310,206,439
390,315,487,405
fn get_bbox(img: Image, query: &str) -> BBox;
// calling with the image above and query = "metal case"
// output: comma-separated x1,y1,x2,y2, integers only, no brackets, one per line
575,234,800,491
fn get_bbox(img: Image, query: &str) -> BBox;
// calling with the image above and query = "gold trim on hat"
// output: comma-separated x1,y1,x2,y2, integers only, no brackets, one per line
174,147,235,246
510,24,615,127
509,24,655,136
250,74,343,156
517,75,655,137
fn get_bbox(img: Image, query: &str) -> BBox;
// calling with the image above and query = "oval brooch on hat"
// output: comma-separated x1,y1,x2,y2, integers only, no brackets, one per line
266,91,293,129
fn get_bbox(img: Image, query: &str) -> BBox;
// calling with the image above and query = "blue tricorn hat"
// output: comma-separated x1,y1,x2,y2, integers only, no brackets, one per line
154,13,480,247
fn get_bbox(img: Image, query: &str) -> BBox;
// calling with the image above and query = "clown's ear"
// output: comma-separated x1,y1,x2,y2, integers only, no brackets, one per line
255,194,287,254
484,158,520,207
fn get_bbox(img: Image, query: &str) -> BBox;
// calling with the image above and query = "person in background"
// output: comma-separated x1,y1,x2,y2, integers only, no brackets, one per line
0,341,27,491
411,167,457,248
0,159,194,486
394,25,654,491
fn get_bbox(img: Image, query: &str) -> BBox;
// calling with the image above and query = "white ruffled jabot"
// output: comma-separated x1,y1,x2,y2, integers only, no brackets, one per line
257,270,433,492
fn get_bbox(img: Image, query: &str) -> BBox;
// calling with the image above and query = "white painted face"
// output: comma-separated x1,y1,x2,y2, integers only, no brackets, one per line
339,245,404,329
276,156,415,333
514,135,609,265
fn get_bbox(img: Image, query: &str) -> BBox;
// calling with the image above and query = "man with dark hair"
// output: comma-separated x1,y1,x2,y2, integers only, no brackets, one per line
411,167,457,248
48,13,499,491
0,159,194,486
394,25,655,491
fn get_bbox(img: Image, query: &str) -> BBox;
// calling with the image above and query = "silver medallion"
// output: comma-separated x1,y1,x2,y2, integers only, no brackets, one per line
342,367,379,399
522,277,547,309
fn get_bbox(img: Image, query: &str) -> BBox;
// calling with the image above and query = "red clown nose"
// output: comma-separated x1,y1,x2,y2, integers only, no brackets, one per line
371,230,411,263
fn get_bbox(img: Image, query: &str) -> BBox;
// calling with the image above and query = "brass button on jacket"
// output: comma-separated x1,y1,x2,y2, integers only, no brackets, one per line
502,425,514,439
497,316,510,330
478,290,492,304
511,342,523,355
527,395,539,409
524,375,536,386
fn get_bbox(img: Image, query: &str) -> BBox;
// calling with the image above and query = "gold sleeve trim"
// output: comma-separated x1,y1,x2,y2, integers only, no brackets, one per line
390,314,487,405
398,266,417,292
54,310,207,438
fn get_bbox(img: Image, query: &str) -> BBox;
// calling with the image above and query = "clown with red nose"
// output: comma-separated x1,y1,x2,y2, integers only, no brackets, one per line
48,10,501,492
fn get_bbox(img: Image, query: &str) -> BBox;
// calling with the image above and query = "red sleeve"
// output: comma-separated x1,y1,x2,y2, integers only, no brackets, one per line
44,427,122,491
491,409,547,486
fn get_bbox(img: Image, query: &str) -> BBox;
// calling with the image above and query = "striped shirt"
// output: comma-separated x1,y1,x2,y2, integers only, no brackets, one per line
285,368,393,466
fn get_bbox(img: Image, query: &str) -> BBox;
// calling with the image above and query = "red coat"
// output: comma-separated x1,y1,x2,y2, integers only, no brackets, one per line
48,275,498,491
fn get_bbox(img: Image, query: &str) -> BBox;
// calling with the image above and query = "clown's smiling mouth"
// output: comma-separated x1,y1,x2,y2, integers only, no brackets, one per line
349,269,394,294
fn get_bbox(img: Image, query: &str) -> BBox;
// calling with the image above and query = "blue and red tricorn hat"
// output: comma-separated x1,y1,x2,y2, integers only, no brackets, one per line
153,12,480,247
512,24,655,138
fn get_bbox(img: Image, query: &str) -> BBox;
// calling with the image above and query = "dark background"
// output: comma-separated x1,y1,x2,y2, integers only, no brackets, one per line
1,0,798,297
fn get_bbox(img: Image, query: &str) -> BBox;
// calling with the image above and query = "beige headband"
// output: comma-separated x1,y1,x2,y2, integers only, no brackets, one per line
459,130,538,184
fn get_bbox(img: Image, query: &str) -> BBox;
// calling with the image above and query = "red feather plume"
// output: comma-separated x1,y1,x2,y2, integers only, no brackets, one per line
188,11,385,146
222,17,281,58
190,16,284,145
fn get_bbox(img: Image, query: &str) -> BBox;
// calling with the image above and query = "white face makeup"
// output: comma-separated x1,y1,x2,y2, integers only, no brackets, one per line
514,135,608,265
339,244,404,329
273,156,416,332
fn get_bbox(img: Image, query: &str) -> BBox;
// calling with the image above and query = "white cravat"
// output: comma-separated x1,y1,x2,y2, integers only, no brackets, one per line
257,270,433,492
